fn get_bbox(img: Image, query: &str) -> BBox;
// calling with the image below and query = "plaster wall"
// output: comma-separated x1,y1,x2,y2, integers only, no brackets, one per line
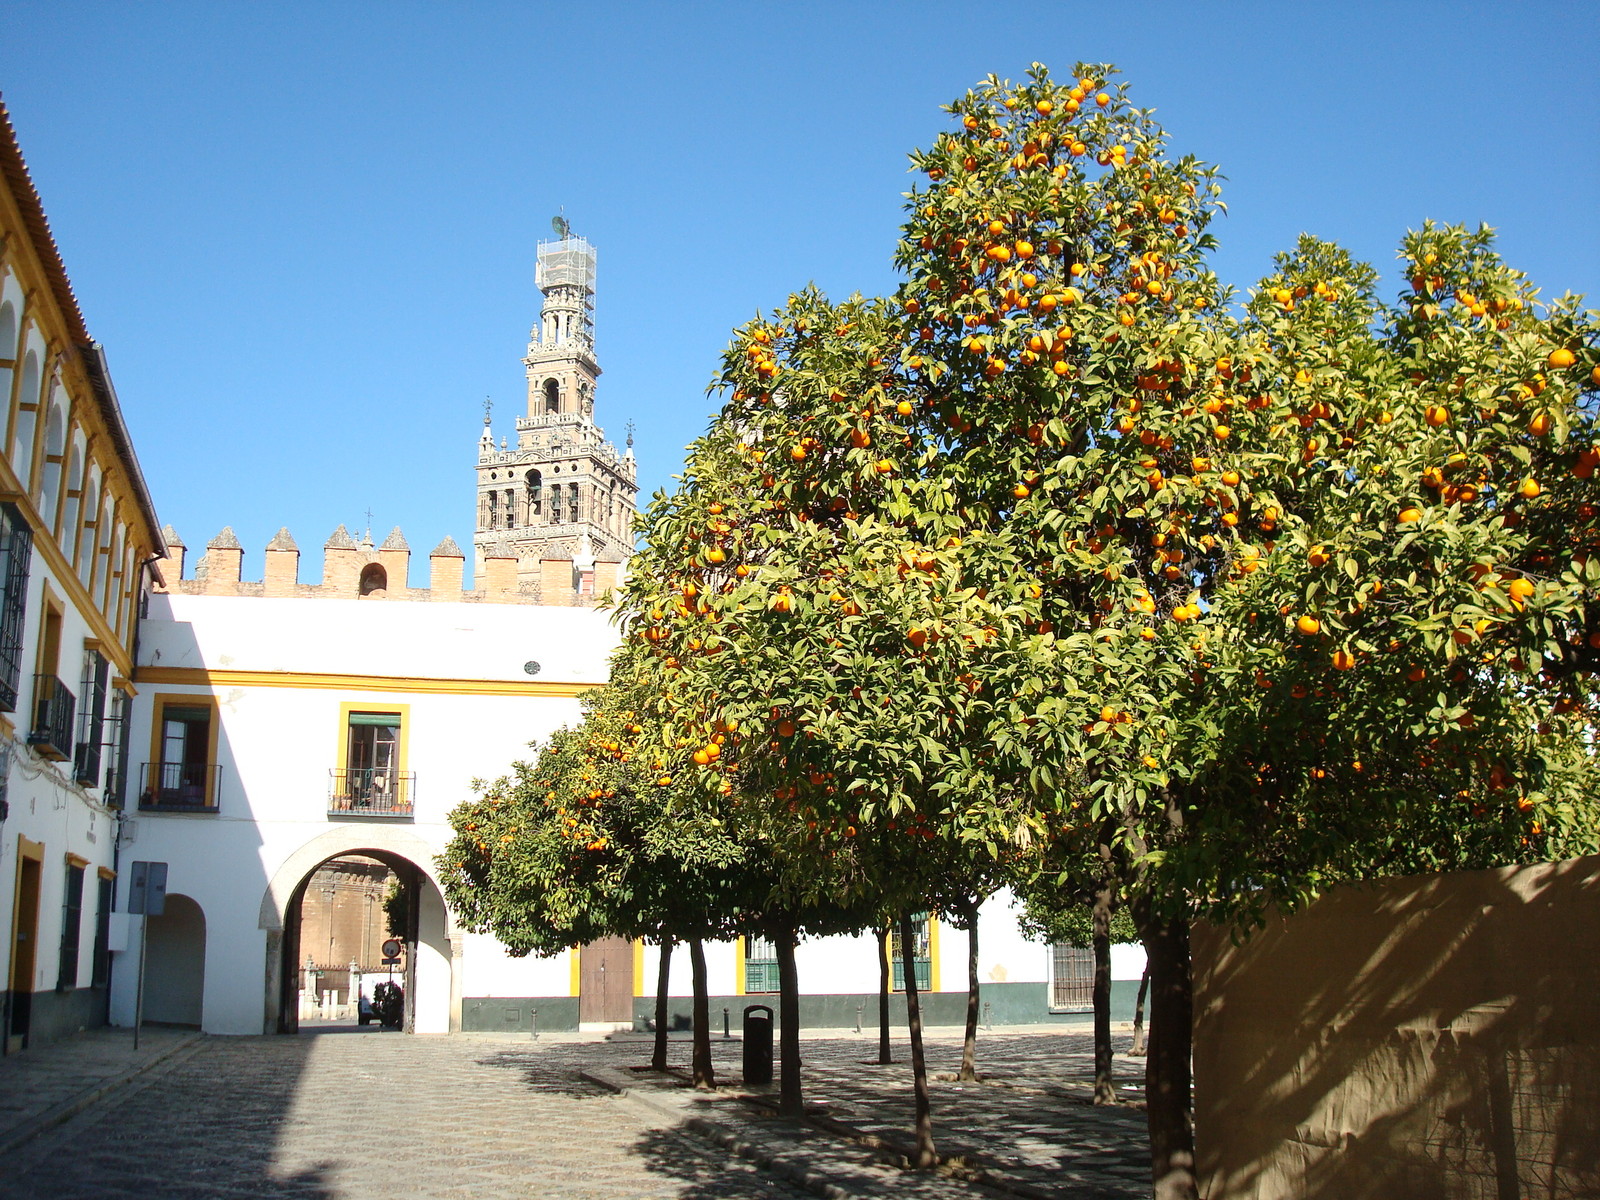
111,591,620,1035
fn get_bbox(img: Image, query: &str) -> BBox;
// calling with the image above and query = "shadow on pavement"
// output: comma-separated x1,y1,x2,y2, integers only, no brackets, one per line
2,1036,335,1200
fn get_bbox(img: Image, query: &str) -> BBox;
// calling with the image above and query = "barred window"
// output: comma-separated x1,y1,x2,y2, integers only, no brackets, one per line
74,647,109,786
890,915,932,993
744,935,779,994
0,502,34,712
1051,944,1094,1011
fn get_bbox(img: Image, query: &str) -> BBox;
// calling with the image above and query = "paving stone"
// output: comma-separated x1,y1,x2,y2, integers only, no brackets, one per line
0,1024,1152,1199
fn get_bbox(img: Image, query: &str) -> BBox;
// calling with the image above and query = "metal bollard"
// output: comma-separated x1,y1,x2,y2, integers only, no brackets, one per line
723,1006,731,1039
530,1008,538,1041
983,1001,993,1030
742,1004,774,1085
855,1002,863,1034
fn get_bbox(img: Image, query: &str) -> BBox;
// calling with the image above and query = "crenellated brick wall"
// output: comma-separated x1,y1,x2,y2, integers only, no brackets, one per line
152,524,627,608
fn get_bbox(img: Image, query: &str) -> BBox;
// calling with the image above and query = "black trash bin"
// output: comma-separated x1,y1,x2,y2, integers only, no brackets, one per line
742,1004,774,1085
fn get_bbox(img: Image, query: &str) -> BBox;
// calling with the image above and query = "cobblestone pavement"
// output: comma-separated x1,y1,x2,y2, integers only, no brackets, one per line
0,1025,1150,1199
0,1026,198,1154
1,1028,815,1199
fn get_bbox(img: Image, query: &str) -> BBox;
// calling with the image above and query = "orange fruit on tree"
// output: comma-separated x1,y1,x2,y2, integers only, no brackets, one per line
1308,545,1330,568
1548,347,1576,369
1519,478,1541,499
1425,404,1449,426
1527,412,1551,436
1296,614,1321,636
1398,507,1423,523
1331,649,1355,671
1013,483,1030,500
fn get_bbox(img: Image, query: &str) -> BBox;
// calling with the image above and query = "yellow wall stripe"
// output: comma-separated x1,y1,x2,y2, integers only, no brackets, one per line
134,665,598,698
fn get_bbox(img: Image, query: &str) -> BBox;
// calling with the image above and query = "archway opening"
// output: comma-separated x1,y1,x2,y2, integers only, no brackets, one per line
274,850,451,1035
358,562,387,597
543,378,559,413
145,894,206,1029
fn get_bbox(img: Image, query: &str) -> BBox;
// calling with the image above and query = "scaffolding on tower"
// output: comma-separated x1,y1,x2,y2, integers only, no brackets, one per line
536,236,597,295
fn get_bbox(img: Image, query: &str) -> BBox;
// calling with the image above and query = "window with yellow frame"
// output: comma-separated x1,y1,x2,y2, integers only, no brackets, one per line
331,702,412,817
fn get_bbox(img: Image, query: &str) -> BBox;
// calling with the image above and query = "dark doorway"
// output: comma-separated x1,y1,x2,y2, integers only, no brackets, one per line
6,850,42,1052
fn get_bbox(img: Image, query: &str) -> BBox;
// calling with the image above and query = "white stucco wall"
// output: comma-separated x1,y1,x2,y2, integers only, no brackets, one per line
111,591,621,1035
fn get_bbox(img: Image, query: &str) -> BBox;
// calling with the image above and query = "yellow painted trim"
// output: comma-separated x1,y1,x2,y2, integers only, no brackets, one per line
633,938,644,997
569,948,581,998
34,579,62,676
928,914,942,994
0,711,13,739
0,468,138,674
112,676,135,696
735,937,746,997
17,834,43,862
146,692,221,808
335,701,411,778
135,665,597,698
97,865,116,881
64,852,88,868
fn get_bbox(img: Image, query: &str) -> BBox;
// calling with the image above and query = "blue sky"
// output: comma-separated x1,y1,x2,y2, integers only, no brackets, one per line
2,1,1596,586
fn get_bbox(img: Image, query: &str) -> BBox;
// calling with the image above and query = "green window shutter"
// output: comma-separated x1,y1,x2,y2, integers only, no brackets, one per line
348,712,401,727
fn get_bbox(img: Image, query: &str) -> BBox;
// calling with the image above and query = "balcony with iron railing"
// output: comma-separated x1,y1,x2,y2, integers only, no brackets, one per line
329,768,415,818
27,674,76,761
139,761,222,813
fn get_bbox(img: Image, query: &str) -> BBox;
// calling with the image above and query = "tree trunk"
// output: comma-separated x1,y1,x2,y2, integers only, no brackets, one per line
1141,911,1196,1200
689,937,715,1090
958,907,980,1082
776,928,803,1116
1130,963,1150,1057
899,912,937,1168
1093,878,1117,1104
652,938,673,1072
876,925,893,1064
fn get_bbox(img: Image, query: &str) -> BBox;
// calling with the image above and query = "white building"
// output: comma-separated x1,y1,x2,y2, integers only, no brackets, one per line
0,103,167,1053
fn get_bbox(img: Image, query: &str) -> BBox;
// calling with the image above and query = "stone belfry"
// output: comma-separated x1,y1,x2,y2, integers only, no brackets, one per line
474,224,637,600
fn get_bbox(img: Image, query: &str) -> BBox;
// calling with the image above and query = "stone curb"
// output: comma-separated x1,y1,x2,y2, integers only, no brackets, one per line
0,1033,204,1159
581,1065,865,1200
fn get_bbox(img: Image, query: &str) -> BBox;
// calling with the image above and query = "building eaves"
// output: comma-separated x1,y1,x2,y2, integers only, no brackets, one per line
0,99,166,561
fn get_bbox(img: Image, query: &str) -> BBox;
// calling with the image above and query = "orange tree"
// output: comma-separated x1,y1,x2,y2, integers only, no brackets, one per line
620,61,1600,1198
883,64,1600,1198
618,291,1043,1163
439,676,769,1086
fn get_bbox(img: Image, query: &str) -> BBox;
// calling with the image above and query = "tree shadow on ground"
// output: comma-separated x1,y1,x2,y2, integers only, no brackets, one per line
475,1047,617,1100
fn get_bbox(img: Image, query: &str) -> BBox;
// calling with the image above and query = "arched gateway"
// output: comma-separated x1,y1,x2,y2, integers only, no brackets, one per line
259,828,461,1035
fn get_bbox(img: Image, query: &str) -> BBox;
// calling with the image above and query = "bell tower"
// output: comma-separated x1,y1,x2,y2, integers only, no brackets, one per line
474,221,637,600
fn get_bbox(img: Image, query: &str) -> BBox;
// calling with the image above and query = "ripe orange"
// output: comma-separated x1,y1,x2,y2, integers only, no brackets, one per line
1425,404,1449,427
896,400,914,417
790,445,807,462
1296,614,1321,636
875,459,894,474
1331,649,1355,671
1308,545,1330,568
1095,92,1110,106
1213,424,1230,440
1519,478,1541,499
1221,470,1240,487
1548,347,1576,369
1013,483,1030,500
1398,507,1422,523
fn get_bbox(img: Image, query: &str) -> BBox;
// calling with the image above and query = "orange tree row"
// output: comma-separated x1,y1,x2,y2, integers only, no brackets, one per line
615,62,1600,1199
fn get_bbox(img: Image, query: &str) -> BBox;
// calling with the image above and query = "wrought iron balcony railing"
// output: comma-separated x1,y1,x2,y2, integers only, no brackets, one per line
138,761,222,812
28,674,76,761
329,768,415,817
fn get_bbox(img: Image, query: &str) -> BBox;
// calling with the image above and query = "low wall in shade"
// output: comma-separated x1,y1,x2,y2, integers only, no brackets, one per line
461,979,1143,1034
1193,853,1600,1200
7,986,107,1048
